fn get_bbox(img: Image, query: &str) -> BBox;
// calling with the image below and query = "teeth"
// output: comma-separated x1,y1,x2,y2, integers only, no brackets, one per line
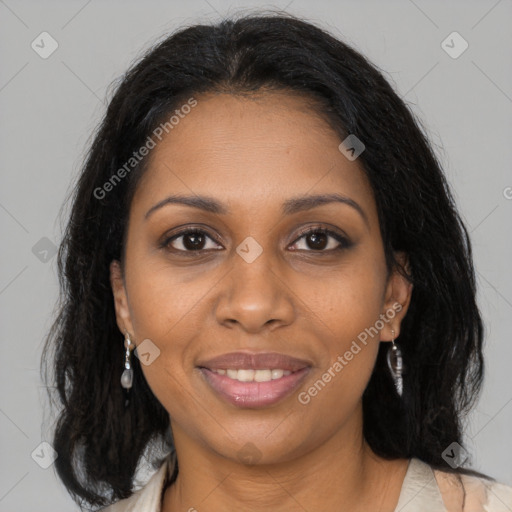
237,369,254,382
271,369,284,380
255,370,271,382
212,368,292,382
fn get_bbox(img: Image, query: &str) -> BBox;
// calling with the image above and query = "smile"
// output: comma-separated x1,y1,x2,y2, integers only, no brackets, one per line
196,351,312,408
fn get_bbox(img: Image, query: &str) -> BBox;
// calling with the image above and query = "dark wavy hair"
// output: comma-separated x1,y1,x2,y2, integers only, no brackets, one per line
41,11,486,510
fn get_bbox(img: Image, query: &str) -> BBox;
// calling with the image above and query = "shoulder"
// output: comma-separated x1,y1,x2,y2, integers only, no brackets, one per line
98,456,172,512
396,458,512,511
432,465,512,511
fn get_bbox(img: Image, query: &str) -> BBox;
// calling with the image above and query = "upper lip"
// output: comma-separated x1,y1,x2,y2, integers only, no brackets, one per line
197,351,311,372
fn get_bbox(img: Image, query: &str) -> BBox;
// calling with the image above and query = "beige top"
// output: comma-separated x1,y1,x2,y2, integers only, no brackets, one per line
100,456,512,511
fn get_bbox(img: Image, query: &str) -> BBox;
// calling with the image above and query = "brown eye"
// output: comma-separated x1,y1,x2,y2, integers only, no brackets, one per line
304,231,329,250
290,227,351,252
163,229,222,252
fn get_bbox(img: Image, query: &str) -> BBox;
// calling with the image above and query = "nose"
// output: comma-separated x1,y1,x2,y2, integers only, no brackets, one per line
214,248,296,334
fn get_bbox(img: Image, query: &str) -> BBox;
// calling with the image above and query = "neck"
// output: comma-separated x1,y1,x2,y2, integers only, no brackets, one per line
162,407,407,512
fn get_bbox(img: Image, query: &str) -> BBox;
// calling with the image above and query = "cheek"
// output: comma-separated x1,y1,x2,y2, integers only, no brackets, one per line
125,255,207,340
301,255,386,400
304,251,387,345
125,271,202,424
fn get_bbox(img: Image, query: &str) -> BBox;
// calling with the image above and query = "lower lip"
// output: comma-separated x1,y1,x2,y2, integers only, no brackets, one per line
199,367,311,408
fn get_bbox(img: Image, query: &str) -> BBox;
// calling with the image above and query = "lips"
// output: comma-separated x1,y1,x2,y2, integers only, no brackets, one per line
197,351,311,372
197,351,312,408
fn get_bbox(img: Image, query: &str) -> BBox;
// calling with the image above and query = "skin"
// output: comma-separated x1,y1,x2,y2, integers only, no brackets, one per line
110,91,414,512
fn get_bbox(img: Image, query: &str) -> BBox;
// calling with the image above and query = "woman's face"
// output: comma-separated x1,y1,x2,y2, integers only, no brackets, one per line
111,91,412,465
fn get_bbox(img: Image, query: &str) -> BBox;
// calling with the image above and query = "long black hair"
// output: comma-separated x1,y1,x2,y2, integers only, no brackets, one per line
42,11,485,510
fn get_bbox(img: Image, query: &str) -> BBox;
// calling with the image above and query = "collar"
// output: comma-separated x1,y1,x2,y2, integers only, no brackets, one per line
394,458,447,511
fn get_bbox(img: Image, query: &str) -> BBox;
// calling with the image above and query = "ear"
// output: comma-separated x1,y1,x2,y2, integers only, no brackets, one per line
380,251,413,341
110,260,135,338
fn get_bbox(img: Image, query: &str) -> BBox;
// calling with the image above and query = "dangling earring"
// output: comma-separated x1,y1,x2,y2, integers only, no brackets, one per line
121,331,134,389
386,329,403,397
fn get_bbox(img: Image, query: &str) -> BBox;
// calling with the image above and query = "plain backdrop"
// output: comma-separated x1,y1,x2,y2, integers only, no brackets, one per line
1,0,511,510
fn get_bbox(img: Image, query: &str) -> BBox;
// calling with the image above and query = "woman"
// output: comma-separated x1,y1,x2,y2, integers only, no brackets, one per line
42,12,512,512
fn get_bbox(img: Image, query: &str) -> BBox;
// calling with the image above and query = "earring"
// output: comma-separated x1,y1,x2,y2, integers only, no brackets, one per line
120,331,134,389
386,329,403,397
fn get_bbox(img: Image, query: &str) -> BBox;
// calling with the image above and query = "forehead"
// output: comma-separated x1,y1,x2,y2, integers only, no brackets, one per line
131,91,377,222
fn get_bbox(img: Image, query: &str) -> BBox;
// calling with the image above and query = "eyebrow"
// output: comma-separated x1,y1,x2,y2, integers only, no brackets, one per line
144,193,369,226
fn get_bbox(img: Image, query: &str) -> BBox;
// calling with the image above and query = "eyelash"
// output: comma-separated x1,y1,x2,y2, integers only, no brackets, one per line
160,226,352,255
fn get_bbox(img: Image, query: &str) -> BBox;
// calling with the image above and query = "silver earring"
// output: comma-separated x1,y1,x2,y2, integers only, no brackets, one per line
120,332,134,389
386,329,403,397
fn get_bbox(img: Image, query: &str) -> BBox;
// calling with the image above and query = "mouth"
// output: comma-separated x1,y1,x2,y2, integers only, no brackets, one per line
197,352,312,408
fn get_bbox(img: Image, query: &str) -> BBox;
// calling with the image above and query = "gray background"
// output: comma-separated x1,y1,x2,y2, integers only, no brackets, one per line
1,0,511,510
